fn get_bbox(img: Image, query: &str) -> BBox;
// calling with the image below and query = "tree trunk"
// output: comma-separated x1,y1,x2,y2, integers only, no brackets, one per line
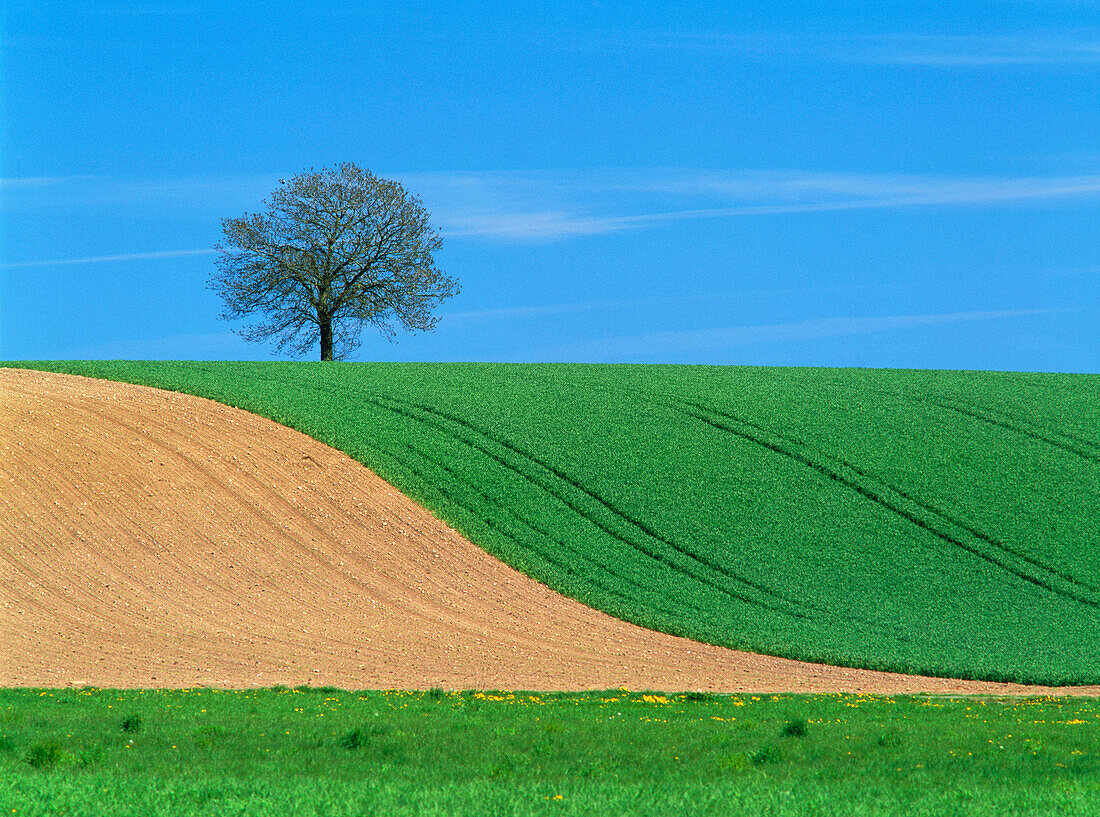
319,313,334,361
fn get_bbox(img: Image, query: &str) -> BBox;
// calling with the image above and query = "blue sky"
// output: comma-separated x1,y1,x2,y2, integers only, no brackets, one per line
2,1,1097,370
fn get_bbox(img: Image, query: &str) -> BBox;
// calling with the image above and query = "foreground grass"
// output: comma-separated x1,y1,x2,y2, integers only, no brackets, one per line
8,361,1099,685
2,688,1098,816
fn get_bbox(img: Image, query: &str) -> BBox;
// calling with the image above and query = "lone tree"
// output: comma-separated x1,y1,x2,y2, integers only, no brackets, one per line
211,163,459,361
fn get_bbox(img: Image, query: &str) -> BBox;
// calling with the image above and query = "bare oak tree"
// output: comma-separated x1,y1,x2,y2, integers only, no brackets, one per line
211,163,459,361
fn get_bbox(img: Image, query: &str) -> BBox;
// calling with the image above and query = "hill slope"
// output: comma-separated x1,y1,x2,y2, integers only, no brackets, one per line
8,367,1070,694
8,361,1099,685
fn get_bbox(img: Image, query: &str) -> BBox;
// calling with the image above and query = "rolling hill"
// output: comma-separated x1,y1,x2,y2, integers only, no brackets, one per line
7,360,1098,686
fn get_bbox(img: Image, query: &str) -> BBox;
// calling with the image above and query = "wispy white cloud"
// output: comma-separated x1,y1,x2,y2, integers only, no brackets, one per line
598,173,1100,225
442,294,681,327
414,168,1100,241
587,169,1100,201
440,283,870,326
545,309,1059,361
441,299,611,325
5,168,1098,250
441,211,623,240
0,173,279,212
855,32,1100,66
61,331,257,361
0,249,216,269
626,30,1100,67
0,175,99,189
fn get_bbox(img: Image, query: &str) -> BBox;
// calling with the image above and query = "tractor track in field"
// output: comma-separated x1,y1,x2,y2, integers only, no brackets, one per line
675,399,1100,609
3,367,1099,696
377,395,925,648
367,395,811,622
841,379,1100,466
387,438,696,623
177,372,736,625
926,396,1100,466
209,370,913,644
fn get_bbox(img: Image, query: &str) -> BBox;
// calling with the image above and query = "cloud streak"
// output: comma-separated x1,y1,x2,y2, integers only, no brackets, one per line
441,211,622,240
0,172,279,213
6,168,1098,254
0,249,217,269
421,169,1100,241
627,30,1100,67
546,309,1059,361
59,331,257,361
440,283,872,327
0,175,100,189
854,32,1100,66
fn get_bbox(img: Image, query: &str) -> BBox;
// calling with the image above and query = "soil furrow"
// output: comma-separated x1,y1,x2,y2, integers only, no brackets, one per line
4,379,518,650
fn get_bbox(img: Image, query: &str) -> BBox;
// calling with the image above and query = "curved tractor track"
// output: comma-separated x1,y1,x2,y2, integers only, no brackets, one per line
1,368,1096,695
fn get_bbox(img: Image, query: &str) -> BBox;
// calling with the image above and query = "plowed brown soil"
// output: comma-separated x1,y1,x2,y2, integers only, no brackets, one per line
2,368,1096,695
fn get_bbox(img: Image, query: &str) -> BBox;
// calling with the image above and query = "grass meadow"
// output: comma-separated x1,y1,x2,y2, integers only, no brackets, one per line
3,688,1099,816
9,361,1099,686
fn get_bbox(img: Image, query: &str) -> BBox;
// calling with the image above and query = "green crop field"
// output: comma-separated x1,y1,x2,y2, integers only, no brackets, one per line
8,361,1099,685
3,688,1099,816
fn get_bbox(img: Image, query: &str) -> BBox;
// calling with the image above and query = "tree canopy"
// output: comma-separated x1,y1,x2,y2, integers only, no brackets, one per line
211,163,459,360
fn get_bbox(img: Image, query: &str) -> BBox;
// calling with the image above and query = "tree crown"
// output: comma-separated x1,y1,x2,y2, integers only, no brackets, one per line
211,163,458,360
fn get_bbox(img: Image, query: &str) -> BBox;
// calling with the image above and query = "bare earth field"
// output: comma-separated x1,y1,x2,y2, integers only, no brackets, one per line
2,367,1096,695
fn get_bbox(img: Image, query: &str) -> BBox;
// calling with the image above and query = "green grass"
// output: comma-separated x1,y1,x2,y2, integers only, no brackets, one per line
7,361,1099,685
3,688,1100,816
